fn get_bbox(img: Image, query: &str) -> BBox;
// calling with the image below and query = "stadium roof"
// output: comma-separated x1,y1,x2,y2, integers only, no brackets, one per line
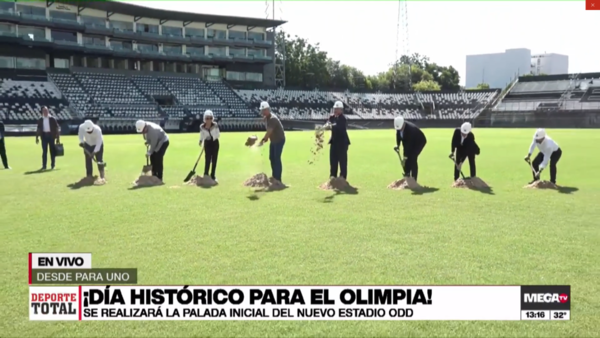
57,0,287,28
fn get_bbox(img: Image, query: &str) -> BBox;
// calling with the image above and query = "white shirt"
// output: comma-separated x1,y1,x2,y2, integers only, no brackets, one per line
200,123,220,143
460,135,465,145
78,124,103,153
42,117,50,132
529,136,559,169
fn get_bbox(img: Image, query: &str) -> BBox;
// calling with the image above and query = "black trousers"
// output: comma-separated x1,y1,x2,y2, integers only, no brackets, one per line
41,133,56,168
150,141,169,180
404,145,425,181
203,139,219,179
83,144,104,177
329,144,348,179
454,151,476,180
0,138,8,168
532,148,562,183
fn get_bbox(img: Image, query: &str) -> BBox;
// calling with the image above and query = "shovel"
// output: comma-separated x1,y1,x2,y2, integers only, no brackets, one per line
184,145,205,183
525,157,540,180
393,148,408,177
449,155,466,180
83,148,106,169
142,145,152,175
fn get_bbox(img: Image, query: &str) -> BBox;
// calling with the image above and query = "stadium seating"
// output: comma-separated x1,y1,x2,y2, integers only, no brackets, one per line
494,76,600,112
0,76,75,121
2,68,503,126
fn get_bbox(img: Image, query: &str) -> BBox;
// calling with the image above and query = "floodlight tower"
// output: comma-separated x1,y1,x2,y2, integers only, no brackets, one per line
394,0,410,90
266,0,286,88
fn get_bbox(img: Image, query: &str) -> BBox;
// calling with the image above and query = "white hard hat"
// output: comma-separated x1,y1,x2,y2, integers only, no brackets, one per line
460,122,472,134
203,110,213,120
83,119,94,132
259,101,270,110
534,128,546,140
333,101,343,109
135,120,146,133
394,116,405,130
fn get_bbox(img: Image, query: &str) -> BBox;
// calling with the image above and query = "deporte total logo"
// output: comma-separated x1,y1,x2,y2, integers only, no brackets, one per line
523,293,569,303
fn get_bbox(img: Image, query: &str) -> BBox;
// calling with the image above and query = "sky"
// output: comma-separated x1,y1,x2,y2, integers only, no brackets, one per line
125,1,598,86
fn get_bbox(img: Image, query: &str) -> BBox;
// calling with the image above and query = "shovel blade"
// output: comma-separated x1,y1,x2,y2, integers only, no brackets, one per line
142,165,152,175
183,171,195,183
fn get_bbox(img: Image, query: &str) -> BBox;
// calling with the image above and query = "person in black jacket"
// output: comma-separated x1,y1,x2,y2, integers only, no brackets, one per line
394,116,427,181
450,122,480,180
200,110,221,182
0,120,9,169
326,101,351,179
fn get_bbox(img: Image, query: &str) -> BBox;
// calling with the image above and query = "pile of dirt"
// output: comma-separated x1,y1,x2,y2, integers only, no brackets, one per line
132,175,163,187
452,177,490,189
245,135,258,147
524,180,557,189
308,126,326,165
186,175,218,187
319,177,352,191
243,173,287,191
387,177,423,190
70,176,104,188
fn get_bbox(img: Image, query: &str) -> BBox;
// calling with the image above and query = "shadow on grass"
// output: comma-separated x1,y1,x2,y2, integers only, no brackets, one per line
557,186,578,194
245,184,289,201
24,168,59,175
410,186,439,195
321,186,359,203
128,183,165,190
67,176,98,190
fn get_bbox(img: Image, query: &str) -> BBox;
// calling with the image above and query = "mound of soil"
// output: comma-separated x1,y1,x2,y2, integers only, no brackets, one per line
308,126,326,165
452,177,489,189
186,175,218,187
524,180,557,189
243,173,287,191
387,177,423,190
319,177,352,191
133,175,163,187
93,178,106,186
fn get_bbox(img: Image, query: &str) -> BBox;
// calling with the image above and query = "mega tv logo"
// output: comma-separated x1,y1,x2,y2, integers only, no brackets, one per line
520,285,570,311
524,293,569,303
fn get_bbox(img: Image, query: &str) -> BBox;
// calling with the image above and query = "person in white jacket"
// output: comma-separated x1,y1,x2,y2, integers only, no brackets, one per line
200,110,220,182
524,128,562,184
78,120,105,179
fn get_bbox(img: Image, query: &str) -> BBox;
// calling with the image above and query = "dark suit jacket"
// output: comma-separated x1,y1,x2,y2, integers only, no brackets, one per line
36,116,60,139
396,121,427,157
0,121,5,138
451,128,480,155
328,114,350,147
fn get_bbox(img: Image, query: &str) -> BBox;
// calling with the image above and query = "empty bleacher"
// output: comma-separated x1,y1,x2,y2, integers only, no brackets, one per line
495,75,600,112
2,67,504,128
0,75,74,121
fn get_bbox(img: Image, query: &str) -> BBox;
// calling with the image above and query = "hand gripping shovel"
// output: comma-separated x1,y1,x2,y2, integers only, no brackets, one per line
83,148,107,169
142,145,152,175
449,154,466,180
393,148,408,177
525,157,541,180
184,145,205,183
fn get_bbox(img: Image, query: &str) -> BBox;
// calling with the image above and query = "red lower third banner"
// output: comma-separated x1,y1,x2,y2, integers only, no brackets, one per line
587,0,600,10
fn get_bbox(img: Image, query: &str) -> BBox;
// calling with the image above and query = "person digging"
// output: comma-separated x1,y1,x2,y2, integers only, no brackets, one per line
449,122,480,181
78,120,105,180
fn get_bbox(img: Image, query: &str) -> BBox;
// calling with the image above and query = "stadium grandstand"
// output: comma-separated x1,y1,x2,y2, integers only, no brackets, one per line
0,0,599,134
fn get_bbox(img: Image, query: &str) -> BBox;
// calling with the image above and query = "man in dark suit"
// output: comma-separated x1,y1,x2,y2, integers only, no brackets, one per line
35,106,60,170
326,101,351,179
0,120,9,169
394,116,427,181
450,122,480,180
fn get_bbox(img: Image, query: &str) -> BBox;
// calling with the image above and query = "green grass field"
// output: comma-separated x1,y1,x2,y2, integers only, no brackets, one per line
1,128,599,337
